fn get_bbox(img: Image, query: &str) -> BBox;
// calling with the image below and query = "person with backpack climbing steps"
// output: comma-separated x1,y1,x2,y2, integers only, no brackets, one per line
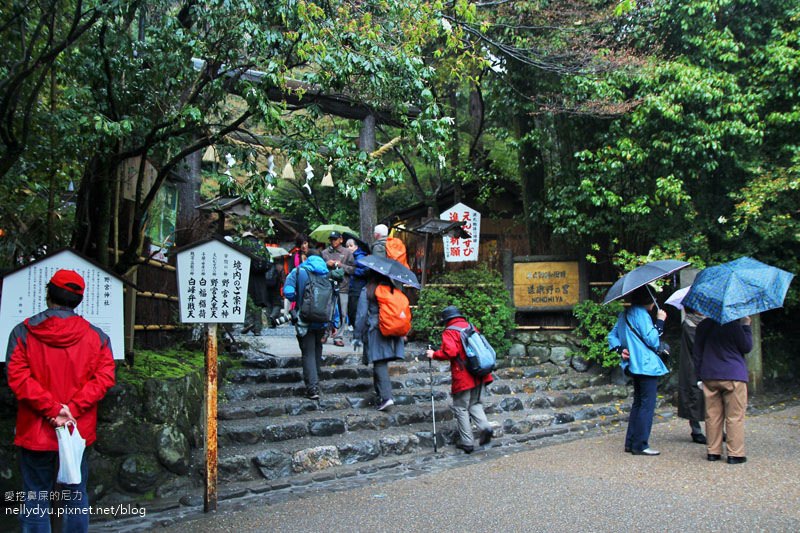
284,250,340,400
426,306,495,454
354,270,409,411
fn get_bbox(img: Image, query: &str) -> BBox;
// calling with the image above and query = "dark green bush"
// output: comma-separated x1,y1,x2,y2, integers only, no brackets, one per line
413,266,515,355
571,290,624,368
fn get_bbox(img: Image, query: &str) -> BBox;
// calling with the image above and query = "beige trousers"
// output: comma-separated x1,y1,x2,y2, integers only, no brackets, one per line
703,380,747,457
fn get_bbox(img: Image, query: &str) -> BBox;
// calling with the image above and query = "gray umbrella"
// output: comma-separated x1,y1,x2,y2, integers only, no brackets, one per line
603,260,691,305
357,255,420,289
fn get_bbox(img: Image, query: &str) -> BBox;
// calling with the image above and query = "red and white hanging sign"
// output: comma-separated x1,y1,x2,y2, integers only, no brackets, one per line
440,202,480,262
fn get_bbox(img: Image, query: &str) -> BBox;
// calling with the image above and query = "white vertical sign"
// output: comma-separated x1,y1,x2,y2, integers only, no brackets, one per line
176,239,250,323
440,202,480,262
0,250,125,361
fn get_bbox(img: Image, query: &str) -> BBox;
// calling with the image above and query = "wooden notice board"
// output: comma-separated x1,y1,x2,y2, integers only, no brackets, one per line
513,258,583,311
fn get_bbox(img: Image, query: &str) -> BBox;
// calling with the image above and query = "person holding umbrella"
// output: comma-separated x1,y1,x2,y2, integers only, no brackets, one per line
353,255,420,411
693,315,753,464
608,285,669,456
666,287,707,444
683,256,794,464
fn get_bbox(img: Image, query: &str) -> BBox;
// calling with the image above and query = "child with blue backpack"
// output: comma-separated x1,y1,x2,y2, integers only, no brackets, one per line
426,306,495,454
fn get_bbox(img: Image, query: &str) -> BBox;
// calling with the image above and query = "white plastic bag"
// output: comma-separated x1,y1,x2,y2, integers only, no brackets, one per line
56,421,86,485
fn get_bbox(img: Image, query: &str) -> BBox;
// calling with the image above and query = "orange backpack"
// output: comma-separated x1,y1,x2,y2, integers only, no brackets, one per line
385,237,409,268
374,284,412,337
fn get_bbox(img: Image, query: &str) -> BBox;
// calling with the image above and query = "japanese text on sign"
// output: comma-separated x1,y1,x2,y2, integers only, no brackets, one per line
513,261,581,309
176,240,250,323
0,250,125,361
440,202,480,262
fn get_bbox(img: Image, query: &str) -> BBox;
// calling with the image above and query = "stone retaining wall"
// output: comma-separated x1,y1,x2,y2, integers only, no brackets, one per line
508,330,592,372
0,365,213,506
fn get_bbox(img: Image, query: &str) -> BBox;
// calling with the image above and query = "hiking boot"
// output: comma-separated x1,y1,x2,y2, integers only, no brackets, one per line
727,456,747,465
479,429,494,446
691,433,707,444
455,443,474,454
376,398,394,411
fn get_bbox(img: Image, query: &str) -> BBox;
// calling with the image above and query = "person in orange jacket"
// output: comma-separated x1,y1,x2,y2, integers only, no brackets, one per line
426,306,494,454
6,269,116,532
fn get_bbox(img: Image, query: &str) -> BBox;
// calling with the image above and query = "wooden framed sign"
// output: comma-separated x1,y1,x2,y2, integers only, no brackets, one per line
513,257,585,311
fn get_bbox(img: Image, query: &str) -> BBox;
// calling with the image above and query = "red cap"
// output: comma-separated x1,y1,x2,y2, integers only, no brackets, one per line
49,269,85,296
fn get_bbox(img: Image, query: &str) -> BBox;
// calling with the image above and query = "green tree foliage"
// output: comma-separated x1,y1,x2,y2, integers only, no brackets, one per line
414,266,515,355
571,292,624,368
547,1,799,271
1,1,456,269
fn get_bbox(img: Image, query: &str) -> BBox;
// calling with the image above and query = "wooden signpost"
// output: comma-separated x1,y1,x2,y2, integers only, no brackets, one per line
175,237,250,512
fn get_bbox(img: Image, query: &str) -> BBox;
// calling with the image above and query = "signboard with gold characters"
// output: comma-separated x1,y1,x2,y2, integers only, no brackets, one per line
514,260,581,310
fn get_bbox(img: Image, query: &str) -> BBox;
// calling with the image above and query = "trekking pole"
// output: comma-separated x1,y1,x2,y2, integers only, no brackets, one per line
427,344,437,452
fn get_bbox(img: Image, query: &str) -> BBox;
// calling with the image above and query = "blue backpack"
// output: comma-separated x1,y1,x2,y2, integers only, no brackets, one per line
446,324,497,378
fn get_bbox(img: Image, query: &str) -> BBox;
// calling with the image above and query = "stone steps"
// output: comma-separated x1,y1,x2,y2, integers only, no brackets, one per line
204,395,648,484
203,340,633,488
216,389,632,448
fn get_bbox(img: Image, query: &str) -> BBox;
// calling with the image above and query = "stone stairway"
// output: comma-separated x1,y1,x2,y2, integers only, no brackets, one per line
197,330,644,487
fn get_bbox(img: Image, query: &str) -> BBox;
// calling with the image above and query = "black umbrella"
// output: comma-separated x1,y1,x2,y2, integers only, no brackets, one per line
357,255,421,289
603,260,691,305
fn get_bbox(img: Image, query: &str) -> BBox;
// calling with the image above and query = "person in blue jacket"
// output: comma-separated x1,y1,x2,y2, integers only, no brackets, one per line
284,251,333,400
608,285,669,456
345,237,369,335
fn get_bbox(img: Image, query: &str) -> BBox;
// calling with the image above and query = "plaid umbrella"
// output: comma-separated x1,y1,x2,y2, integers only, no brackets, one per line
682,257,794,324
357,255,420,289
603,260,691,305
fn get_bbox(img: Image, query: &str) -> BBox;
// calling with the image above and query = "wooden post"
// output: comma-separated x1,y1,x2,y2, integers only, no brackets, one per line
747,314,763,395
123,269,138,366
204,323,219,512
421,232,430,287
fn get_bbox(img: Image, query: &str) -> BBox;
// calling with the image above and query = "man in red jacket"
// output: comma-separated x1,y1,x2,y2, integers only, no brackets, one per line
6,269,116,532
425,306,494,454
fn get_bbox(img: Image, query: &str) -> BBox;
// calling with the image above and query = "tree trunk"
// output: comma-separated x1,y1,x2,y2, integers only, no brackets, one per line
359,115,377,242
515,112,548,254
175,149,203,246
73,153,116,266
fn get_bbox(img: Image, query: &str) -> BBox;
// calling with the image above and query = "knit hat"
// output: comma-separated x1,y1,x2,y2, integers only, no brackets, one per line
49,269,85,296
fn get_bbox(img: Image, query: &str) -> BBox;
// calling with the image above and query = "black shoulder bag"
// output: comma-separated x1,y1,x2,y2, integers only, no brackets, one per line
624,311,670,363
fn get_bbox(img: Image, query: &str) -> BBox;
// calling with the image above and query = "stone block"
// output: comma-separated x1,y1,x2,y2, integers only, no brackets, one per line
379,435,419,455
526,345,550,360
155,425,190,475
308,418,346,437
118,454,163,493
338,440,381,464
549,346,571,365
253,450,293,480
508,343,527,357
499,397,524,412
292,446,341,473
264,422,308,442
